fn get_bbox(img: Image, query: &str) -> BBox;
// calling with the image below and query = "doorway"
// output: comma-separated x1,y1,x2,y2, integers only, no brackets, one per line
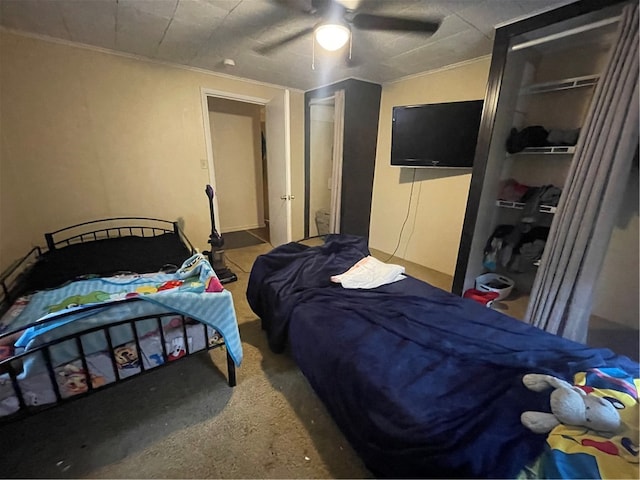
201,88,292,247
307,90,345,237
207,97,267,238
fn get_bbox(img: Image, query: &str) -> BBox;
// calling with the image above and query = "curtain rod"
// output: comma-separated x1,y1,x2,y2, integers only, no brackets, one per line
510,16,620,51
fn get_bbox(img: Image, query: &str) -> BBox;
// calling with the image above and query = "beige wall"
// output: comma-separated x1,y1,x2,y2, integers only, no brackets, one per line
592,170,639,329
289,91,305,242
208,98,264,233
0,31,304,270
369,58,491,277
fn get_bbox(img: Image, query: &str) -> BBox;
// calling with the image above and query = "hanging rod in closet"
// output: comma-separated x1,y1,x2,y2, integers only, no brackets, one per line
510,16,621,51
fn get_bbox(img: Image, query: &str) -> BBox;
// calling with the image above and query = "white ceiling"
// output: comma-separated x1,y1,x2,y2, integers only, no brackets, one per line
0,0,575,90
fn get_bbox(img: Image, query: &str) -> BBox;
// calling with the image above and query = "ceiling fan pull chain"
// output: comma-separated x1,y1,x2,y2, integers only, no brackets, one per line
349,33,352,60
312,37,316,70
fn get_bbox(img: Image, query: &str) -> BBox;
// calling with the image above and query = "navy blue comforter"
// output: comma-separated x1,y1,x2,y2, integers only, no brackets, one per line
246,235,639,478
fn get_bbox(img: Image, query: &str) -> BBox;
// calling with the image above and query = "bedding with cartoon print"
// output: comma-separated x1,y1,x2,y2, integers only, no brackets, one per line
516,368,639,479
0,255,238,417
0,314,224,416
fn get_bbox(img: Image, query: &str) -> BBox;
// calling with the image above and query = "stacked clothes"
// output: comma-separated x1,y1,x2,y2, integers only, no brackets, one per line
485,180,562,273
498,179,562,224
506,125,580,153
483,224,550,273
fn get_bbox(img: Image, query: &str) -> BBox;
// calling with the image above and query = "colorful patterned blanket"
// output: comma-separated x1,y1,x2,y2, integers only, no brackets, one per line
523,368,639,479
6,254,242,371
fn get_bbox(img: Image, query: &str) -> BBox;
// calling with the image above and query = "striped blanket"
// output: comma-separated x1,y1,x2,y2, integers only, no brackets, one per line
9,255,242,372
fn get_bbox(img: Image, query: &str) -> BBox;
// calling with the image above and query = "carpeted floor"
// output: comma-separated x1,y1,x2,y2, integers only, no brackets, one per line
221,230,266,250
2,242,634,478
0,242,370,479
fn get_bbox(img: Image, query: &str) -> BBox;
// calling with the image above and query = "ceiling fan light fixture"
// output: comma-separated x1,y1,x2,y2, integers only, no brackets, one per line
314,22,350,51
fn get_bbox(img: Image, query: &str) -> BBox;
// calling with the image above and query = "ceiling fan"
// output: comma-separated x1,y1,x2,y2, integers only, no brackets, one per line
257,0,441,58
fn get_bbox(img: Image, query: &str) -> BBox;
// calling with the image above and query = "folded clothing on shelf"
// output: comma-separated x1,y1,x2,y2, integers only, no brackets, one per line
506,125,580,153
498,179,562,223
498,179,530,201
520,185,562,224
483,224,550,273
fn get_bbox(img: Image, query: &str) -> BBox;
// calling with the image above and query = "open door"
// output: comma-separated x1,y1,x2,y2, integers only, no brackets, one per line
265,90,292,246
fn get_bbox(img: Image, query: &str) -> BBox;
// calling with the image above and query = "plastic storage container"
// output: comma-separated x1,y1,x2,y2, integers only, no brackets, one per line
475,273,515,301
463,288,500,307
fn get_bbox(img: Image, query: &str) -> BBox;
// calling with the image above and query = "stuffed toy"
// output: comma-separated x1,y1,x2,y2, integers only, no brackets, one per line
521,373,621,434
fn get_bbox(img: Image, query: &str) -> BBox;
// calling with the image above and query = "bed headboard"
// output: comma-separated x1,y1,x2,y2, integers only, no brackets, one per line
43,217,194,253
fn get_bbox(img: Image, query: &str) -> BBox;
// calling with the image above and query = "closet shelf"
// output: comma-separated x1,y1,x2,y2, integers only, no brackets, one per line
496,200,557,214
515,145,576,154
520,74,599,94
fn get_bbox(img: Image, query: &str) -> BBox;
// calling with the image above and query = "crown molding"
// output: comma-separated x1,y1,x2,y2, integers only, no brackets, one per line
0,27,305,94
384,55,492,86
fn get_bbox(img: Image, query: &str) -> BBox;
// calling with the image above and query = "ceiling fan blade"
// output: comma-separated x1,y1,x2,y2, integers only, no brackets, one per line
352,13,440,33
311,0,335,13
273,0,315,13
255,27,314,55
272,0,335,14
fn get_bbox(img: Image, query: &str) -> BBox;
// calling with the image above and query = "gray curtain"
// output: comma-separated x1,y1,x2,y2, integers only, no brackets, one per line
525,2,639,342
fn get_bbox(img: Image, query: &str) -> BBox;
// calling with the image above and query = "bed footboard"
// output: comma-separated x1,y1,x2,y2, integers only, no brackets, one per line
0,312,235,423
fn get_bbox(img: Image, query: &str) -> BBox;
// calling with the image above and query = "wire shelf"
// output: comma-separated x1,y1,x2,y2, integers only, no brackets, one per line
496,200,557,214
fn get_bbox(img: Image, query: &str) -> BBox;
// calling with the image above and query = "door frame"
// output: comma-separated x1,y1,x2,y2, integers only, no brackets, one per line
303,80,350,238
200,87,291,238
307,94,337,237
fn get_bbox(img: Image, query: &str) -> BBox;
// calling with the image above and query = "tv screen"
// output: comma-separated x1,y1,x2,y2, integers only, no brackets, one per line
391,100,483,168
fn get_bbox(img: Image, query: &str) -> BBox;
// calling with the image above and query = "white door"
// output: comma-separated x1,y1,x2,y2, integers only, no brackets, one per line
265,90,292,246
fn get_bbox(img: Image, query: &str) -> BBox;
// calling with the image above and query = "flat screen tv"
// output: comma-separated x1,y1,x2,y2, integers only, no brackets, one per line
391,100,483,168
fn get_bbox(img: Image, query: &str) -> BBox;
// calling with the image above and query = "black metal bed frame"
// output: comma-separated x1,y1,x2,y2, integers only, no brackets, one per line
0,218,237,423
43,217,195,252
